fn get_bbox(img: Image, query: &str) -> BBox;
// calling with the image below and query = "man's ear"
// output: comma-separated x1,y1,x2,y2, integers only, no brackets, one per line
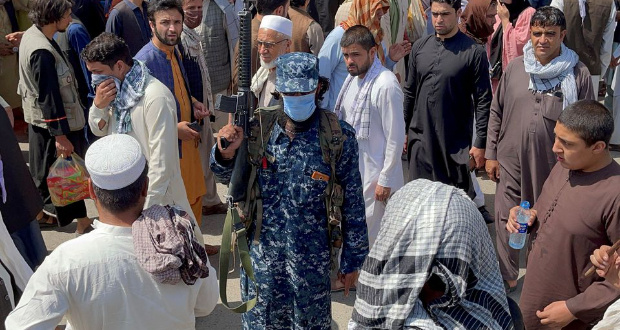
149,20,155,32
559,29,567,41
274,5,284,16
88,179,97,201
369,45,377,59
592,140,608,153
142,177,149,197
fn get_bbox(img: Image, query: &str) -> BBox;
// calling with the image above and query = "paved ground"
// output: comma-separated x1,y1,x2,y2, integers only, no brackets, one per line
20,133,620,329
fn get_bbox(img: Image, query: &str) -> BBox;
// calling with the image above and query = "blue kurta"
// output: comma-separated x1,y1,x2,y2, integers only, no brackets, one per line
210,111,368,329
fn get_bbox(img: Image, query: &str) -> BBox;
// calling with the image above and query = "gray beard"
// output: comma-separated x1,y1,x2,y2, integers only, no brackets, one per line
260,59,276,70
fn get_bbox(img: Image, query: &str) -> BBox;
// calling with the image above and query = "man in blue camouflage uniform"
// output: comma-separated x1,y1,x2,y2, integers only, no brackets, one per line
210,52,369,329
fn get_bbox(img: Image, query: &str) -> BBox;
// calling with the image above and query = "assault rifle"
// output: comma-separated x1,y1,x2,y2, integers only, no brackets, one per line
214,0,258,314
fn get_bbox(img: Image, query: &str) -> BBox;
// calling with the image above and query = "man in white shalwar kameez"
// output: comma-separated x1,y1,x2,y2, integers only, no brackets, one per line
335,25,405,247
82,33,203,243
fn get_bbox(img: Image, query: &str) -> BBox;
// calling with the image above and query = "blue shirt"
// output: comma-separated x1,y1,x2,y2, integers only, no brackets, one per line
106,0,152,56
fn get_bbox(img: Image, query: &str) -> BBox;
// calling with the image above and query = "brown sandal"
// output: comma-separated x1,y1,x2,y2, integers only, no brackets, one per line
37,214,58,228
204,244,219,256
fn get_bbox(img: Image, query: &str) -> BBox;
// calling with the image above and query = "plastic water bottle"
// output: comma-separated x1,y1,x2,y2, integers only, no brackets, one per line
509,201,531,249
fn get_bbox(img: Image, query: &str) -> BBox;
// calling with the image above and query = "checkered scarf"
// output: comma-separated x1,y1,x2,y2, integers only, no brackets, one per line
334,57,383,140
523,40,579,108
349,179,514,329
341,0,390,63
91,60,149,134
181,24,213,110
132,205,209,285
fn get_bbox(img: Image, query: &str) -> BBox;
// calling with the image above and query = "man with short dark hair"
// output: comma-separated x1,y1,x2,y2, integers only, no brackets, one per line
403,0,492,200
5,134,218,329
318,0,411,111
84,32,200,237
334,25,405,249
507,100,620,329
18,0,93,233
106,0,152,56
485,6,594,292
136,0,210,224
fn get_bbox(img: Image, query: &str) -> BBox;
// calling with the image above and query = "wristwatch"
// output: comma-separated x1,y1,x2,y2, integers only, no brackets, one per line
11,47,18,53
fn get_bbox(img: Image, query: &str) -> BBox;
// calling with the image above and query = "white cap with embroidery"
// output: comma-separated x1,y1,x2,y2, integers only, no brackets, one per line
260,15,293,38
85,134,146,190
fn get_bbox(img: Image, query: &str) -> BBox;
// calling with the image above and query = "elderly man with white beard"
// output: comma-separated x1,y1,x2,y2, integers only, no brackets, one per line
250,15,292,107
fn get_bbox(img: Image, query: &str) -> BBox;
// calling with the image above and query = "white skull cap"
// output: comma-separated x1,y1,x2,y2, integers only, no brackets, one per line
260,15,293,38
85,134,146,190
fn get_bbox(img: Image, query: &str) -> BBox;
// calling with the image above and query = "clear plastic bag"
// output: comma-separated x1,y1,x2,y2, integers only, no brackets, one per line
46,153,90,207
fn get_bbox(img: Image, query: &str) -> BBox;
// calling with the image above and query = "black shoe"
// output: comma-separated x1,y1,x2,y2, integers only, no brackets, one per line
478,206,495,224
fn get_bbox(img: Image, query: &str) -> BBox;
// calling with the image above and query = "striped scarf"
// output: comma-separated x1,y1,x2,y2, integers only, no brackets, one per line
91,60,149,134
334,56,383,140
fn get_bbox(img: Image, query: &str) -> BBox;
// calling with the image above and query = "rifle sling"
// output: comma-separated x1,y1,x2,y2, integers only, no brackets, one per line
219,206,258,313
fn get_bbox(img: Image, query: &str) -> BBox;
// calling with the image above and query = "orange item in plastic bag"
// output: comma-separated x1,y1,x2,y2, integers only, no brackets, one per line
46,154,90,207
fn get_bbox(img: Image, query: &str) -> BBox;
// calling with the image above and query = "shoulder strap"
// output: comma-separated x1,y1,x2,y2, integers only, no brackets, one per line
318,110,345,166
219,206,257,313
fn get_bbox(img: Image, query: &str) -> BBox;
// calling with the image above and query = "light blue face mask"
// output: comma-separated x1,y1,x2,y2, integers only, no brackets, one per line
282,93,316,122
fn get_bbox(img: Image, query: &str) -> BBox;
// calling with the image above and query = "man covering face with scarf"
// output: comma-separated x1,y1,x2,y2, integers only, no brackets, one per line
485,6,594,294
210,52,369,329
84,32,204,245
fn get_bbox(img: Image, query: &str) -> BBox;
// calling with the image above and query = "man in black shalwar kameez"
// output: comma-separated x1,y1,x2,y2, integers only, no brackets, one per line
403,0,492,198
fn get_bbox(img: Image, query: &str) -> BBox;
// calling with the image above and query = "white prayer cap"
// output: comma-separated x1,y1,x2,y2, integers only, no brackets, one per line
85,134,146,190
259,15,292,38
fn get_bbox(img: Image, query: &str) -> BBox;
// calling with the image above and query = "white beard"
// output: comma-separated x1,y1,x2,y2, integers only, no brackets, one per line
260,59,276,70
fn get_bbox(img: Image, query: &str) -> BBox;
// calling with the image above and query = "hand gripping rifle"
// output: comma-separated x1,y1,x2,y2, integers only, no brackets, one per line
214,0,258,313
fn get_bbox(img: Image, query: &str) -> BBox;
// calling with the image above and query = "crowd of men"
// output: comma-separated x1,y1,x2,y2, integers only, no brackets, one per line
1,0,620,328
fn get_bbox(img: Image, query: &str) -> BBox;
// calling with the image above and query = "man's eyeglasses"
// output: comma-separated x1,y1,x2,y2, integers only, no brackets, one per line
257,39,287,50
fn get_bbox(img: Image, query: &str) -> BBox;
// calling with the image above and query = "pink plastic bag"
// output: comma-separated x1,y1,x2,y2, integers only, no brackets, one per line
46,154,90,207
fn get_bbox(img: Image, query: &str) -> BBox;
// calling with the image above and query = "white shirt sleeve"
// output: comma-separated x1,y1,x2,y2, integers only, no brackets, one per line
376,74,406,188
600,1,617,76
143,89,180,208
88,103,111,137
5,258,68,329
550,0,564,11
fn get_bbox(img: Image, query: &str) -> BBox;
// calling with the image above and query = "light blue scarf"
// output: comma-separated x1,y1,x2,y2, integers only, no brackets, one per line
523,41,579,108
91,60,150,134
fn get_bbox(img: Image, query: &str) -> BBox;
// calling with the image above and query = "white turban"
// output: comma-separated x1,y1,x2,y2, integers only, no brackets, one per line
85,134,147,190
259,15,293,38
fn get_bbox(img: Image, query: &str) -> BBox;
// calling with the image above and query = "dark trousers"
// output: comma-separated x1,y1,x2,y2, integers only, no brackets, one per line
28,125,88,226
